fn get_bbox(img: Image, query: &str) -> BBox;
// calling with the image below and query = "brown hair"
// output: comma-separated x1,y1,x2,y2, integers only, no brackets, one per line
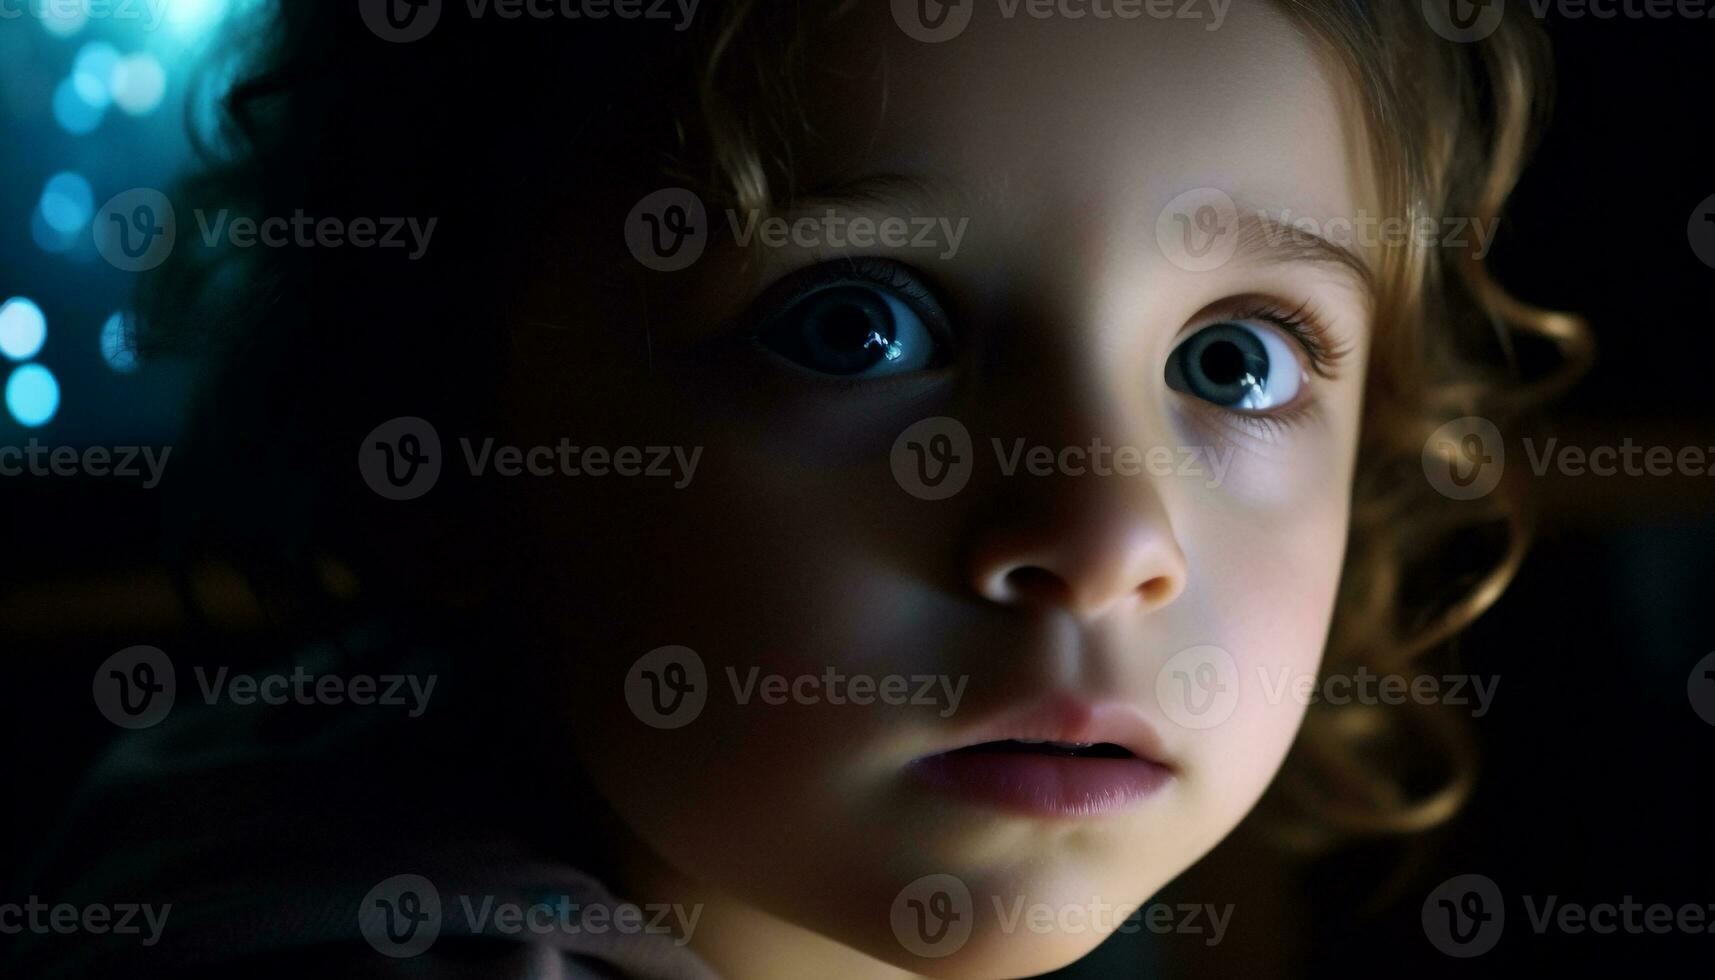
1272,1,1588,844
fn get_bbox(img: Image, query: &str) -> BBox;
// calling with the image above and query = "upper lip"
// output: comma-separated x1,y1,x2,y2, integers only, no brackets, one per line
922,693,1177,771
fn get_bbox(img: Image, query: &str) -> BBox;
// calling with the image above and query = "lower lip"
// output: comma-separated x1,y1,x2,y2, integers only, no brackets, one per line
907,751,1173,818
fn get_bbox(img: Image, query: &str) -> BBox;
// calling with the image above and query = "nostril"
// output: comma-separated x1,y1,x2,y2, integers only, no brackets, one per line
1139,575,1177,606
1003,566,1067,604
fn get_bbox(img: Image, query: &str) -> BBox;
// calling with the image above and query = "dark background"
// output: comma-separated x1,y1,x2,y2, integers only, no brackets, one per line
3,6,1710,977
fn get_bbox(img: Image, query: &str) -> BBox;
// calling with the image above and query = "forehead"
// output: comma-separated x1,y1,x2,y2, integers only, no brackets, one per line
797,1,1375,253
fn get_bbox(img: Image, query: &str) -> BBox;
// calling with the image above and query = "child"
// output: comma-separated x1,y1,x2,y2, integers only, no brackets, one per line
18,1,1582,976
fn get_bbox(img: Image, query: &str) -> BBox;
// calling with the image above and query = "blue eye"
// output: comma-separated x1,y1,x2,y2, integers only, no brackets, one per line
1165,321,1305,411
756,275,942,379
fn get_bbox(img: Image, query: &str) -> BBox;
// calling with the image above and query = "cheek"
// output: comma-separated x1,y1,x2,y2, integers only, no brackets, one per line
1158,449,1353,839
527,394,966,865
547,454,1017,969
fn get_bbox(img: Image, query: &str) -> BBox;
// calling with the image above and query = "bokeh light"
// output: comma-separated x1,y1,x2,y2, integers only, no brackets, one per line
39,2,90,39
38,172,96,236
111,54,167,116
52,76,106,135
6,363,61,428
72,41,121,110
0,298,49,362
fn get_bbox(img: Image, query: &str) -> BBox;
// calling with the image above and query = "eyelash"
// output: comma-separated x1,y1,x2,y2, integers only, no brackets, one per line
1201,296,1350,382
747,256,951,346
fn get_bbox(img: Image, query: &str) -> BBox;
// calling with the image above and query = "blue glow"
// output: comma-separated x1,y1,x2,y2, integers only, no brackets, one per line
165,0,232,36
39,172,96,235
73,70,107,107
0,298,49,362
30,209,79,254
75,41,122,81
112,54,167,116
73,41,121,109
100,312,141,374
52,76,105,135
6,364,61,428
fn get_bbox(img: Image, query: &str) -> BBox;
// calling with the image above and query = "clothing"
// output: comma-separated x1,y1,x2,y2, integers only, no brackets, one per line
8,640,719,980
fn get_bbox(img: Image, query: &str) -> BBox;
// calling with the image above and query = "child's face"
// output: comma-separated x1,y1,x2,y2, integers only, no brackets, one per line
511,2,1374,974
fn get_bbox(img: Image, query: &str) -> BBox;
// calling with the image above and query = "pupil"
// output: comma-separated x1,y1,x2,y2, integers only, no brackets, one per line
1199,340,1247,385
813,303,878,351
789,286,896,375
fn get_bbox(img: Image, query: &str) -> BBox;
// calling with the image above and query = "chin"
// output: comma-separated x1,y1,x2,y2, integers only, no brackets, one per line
829,865,1165,980
871,927,1109,980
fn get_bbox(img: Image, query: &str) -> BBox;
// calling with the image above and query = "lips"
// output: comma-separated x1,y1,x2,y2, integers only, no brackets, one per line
906,696,1176,818
946,739,1138,759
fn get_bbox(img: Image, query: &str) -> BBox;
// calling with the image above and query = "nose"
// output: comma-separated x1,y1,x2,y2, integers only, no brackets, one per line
967,476,1188,620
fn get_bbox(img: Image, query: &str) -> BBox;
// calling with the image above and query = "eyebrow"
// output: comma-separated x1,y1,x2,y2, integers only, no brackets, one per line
784,171,959,215
786,174,1377,298
1225,205,1377,300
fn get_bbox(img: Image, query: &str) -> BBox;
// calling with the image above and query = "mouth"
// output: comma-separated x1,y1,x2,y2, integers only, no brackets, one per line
905,699,1177,818
943,739,1140,759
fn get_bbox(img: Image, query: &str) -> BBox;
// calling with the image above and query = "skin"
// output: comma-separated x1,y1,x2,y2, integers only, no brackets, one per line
504,1,1379,976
